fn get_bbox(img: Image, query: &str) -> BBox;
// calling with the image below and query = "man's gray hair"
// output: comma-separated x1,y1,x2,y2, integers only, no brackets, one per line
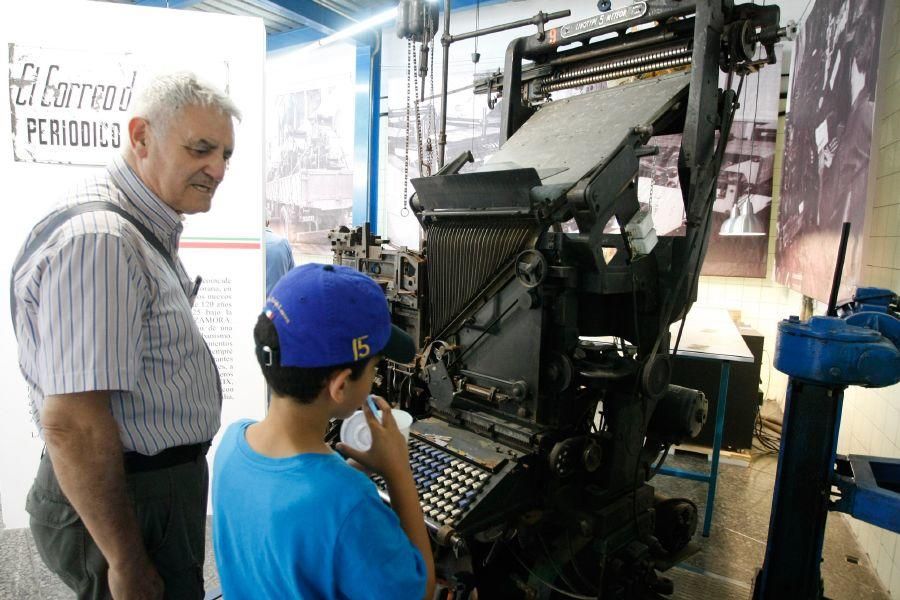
132,72,241,132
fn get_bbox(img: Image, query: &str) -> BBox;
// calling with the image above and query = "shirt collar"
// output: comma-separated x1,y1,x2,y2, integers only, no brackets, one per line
108,155,184,250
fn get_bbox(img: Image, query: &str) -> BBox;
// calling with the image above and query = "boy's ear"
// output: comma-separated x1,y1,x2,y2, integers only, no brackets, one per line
326,367,354,404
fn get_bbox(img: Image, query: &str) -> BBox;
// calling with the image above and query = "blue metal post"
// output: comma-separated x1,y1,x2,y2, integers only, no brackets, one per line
351,35,382,233
754,381,844,598
368,34,382,234
703,361,730,537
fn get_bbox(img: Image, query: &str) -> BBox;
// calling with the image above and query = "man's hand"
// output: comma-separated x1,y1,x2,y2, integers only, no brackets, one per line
108,556,164,600
41,392,162,599
336,396,411,483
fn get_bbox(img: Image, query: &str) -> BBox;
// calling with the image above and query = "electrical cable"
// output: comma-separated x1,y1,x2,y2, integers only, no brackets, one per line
650,444,672,477
645,72,746,374
753,398,781,454
537,532,581,595
507,543,599,600
798,0,814,27
629,64,746,536
566,528,600,593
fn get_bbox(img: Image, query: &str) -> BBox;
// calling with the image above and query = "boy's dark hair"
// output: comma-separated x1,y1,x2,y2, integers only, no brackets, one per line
254,313,371,402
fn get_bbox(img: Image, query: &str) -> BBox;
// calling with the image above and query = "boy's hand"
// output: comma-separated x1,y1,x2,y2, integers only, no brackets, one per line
336,396,412,482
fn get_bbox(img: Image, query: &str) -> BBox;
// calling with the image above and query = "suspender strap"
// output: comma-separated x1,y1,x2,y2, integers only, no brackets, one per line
9,201,179,331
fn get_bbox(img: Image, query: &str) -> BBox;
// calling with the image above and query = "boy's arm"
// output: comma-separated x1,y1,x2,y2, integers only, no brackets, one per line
336,397,435,600
382,464,436,600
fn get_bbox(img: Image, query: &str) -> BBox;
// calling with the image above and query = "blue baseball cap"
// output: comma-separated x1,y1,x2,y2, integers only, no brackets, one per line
263,263,415,368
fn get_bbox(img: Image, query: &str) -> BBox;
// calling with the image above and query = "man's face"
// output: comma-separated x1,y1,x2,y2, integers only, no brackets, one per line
139,104,235,214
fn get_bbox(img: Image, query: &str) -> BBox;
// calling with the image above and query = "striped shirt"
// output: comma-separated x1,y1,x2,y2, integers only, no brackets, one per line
12,155,221,455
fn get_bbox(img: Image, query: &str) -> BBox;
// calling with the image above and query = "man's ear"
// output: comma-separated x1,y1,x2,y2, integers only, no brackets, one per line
326,368,353,404
128,117,151,158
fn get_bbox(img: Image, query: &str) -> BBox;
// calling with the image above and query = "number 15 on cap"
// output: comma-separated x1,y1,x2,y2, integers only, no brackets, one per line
353,335,370,361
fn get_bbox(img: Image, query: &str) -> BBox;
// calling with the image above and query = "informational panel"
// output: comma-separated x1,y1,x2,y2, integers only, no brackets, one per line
266,43,356,260
0,0,266,528
775,0,884,302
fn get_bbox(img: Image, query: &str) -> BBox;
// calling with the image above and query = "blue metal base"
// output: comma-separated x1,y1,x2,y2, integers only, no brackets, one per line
834,454,900,534
756,288,899,599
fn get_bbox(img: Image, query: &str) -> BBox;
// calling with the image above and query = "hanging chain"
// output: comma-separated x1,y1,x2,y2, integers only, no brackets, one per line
429,37,436,152
412,43,425,177
402,40,413,217
421,27,436,175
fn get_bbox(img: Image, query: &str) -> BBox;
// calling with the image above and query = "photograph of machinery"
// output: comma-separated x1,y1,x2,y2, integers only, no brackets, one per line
636,114,777,277
266,85,354,256
776,0,884,303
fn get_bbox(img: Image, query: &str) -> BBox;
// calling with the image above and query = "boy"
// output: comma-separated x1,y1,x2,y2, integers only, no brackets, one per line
213,263,435,599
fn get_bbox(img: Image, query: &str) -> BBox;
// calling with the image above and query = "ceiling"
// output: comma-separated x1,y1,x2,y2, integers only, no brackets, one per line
101,0,394,37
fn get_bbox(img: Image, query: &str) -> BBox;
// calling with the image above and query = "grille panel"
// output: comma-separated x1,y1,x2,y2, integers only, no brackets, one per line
427,220,537,337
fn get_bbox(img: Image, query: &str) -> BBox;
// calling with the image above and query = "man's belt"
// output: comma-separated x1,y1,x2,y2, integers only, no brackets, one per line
123,442,211,474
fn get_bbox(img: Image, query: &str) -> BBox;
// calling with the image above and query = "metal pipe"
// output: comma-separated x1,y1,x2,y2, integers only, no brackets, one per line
826,222,852,316
463,382,498,403
449,10,570,43
438,0,451,168
437,7,571,169
548,26,685,67
423,209,532,218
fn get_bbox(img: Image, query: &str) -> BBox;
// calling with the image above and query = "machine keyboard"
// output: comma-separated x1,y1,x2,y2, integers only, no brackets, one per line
371,435,493,529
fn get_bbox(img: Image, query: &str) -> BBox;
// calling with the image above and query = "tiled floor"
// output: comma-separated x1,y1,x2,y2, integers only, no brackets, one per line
0,451,891,599
658,451,890,599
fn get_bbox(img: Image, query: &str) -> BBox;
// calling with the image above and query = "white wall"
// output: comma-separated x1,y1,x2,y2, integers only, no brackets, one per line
836,1,900,596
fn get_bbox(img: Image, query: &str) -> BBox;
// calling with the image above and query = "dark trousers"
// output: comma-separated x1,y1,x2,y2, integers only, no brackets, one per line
26,451,209,600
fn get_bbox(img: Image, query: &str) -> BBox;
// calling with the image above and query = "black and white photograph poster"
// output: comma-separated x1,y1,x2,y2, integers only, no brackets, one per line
266,43,356,259
775,0,884,302
635,46,782,278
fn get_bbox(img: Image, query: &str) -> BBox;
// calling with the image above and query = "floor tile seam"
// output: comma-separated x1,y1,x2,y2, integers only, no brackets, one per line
826,567,890,595
671,564,753,591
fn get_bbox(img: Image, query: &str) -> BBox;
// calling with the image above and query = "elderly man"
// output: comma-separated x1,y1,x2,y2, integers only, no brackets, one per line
10,72,239,599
